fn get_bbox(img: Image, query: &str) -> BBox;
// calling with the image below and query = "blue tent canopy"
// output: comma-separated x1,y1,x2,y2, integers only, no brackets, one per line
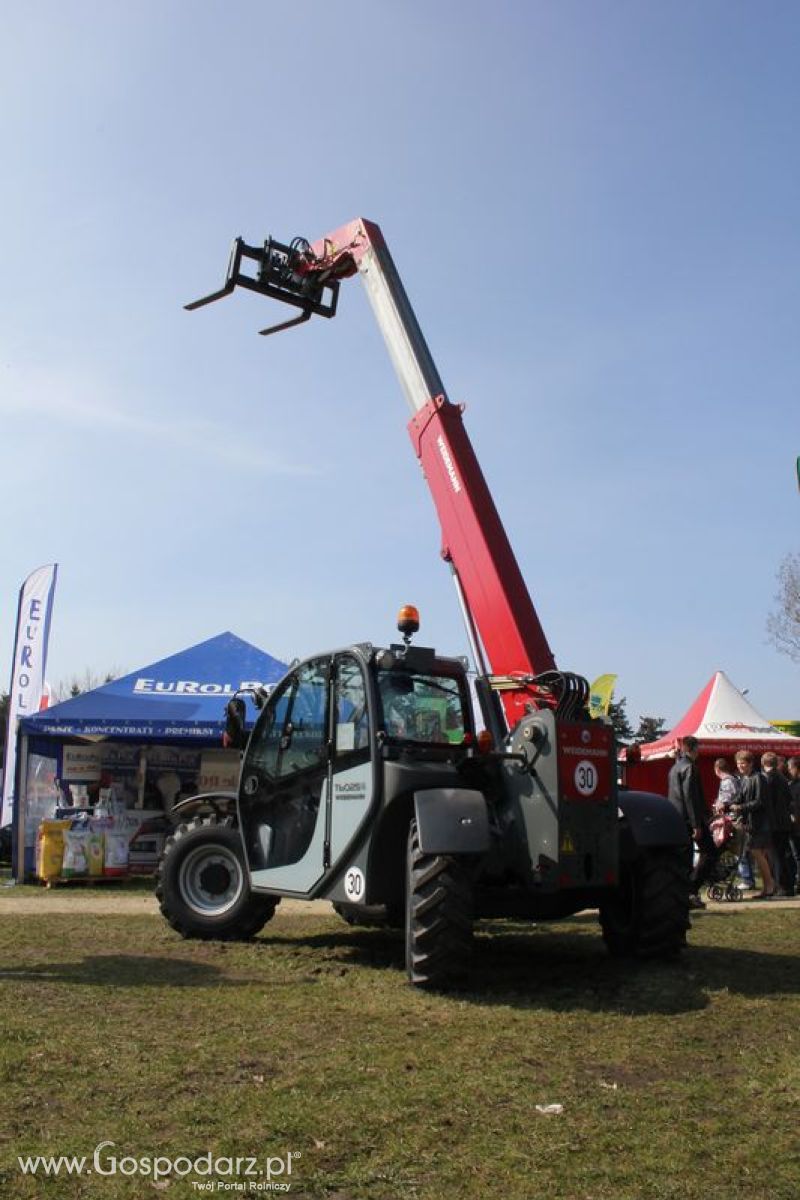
21,632,287,742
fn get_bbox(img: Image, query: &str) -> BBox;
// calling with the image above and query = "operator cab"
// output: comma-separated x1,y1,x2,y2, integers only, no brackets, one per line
235,608,474,898
374,604,472,752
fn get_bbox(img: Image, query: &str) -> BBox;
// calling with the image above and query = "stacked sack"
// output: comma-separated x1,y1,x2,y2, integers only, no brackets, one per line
36,814,130,883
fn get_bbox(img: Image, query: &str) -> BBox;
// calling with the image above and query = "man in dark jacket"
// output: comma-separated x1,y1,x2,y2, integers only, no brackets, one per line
788,757,800,889
761,752,795,897
734,750,775,898
668,736,715,909
788,757,800,817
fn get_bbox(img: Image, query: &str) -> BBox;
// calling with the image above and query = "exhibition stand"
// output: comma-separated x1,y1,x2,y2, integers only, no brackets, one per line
14,631,287,881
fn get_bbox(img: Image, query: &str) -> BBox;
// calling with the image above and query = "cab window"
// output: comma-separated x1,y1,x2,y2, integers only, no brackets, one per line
334,655,370,755
248,659,328,781
377,670,468,745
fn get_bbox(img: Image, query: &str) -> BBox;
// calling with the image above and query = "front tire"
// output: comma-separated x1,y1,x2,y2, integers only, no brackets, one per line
599,845,690,959
156,815,278,940
405,820,473,989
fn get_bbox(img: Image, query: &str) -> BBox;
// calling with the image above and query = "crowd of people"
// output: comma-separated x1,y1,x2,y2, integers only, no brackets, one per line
667,736,800,909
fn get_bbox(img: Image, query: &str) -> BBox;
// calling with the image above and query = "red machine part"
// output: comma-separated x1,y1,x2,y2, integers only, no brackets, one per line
556,722,613,805
408,394,556,727
303,218,381,273
297,219,560,727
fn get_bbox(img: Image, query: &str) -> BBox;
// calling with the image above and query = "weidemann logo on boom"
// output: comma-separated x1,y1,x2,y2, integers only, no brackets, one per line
436,435,462,494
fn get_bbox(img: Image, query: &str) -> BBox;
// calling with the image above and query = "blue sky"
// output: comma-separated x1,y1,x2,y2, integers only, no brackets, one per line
2,1,798,727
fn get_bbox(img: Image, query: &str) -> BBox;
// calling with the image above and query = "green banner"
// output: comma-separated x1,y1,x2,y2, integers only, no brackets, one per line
770,720,800,737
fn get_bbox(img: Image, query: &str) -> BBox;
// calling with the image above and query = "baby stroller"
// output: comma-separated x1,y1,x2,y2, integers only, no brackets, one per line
705,810,747,902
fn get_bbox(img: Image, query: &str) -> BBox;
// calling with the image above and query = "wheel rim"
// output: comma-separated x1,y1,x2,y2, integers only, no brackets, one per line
178,844,244,917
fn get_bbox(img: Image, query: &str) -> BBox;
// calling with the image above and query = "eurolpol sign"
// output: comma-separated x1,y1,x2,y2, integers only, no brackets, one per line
1,564,58,827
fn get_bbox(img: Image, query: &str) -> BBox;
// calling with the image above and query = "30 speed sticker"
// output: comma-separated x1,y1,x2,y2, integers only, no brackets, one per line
344,867,365,902
574,760,599,796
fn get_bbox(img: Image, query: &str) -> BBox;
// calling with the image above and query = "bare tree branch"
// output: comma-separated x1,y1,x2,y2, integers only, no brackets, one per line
766,551,800,664
52,667,125,703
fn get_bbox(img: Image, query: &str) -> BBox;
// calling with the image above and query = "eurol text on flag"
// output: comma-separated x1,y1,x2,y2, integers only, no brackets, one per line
1,564,58,827
588,673,617,719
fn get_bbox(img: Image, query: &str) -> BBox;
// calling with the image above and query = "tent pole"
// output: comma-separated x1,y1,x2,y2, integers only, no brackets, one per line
137,749,147,808
13,734,29,882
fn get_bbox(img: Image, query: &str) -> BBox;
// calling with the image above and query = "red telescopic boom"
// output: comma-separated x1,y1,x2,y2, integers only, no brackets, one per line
186,218,588,729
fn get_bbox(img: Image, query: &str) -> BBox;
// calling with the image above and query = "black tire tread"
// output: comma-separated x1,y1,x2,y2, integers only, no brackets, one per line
406,821,473,988
156,814,278,941
600,845,690,959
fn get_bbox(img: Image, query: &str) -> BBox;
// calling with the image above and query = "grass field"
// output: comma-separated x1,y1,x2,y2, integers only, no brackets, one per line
0,889,798,1199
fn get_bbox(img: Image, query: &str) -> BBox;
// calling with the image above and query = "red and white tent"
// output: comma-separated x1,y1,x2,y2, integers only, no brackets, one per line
622,671,800,798
636,670,800,760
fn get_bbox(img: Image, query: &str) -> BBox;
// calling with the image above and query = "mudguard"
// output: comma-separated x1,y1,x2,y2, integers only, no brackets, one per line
170,791,238,820
413,788,490,856
618,790,689,849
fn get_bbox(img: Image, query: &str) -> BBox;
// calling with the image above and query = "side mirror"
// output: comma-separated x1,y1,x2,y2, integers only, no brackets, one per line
224,697,248,750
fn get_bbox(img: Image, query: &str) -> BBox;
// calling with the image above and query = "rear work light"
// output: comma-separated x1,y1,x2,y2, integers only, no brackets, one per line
476,729,494,754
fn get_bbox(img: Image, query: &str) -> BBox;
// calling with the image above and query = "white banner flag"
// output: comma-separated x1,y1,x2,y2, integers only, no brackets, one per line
1,564,58,827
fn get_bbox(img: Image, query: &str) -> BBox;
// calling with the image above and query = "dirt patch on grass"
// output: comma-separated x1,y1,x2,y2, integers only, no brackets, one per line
0,886,333,916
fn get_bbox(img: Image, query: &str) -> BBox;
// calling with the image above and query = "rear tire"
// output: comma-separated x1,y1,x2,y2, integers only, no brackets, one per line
156,815,278,940
599,845,690,959
405,820,473,988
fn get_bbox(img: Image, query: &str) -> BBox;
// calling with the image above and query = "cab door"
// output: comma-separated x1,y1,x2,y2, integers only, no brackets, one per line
239,652,377,898
326,653,376,888
239,656,331,895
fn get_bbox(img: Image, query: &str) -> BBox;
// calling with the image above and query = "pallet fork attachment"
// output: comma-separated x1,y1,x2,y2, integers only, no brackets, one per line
185,236,341,336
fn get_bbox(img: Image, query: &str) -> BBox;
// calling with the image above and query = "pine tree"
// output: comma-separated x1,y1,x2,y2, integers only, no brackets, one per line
608,696,634,745
633,715,667,745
